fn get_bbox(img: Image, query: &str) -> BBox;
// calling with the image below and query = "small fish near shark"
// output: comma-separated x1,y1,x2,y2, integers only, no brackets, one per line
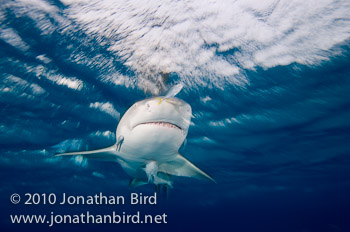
56,84,215,190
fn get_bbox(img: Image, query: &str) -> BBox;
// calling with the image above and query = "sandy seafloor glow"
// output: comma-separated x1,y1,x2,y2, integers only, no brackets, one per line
1,0,350,231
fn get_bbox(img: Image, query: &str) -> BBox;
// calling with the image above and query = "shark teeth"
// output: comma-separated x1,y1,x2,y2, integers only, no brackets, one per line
137,121,182,130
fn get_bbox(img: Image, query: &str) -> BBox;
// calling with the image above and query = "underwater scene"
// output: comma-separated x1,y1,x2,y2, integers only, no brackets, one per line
1,1,350,231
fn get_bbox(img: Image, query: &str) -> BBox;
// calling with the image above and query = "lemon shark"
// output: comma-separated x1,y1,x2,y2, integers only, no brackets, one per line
56,84,214,189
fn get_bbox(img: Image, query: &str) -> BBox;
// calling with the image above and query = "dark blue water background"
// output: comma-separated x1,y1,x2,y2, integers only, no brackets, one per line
1,1,350,231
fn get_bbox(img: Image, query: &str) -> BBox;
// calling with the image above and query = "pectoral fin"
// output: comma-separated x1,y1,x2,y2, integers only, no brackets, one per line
159,153,215,183
55,144,119,162
129,178,148,188
128,166,151,188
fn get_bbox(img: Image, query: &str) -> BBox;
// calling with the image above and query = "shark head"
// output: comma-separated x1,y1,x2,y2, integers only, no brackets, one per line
116,97,192,160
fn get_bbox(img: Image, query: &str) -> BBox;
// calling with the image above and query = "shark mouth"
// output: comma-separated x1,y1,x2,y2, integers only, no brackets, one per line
136,121,182,130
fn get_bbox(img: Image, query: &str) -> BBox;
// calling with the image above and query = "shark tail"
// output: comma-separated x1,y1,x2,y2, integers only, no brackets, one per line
55,144,119,162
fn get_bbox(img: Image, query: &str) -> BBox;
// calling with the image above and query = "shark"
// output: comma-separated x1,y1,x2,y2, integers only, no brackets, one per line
56,84,214,189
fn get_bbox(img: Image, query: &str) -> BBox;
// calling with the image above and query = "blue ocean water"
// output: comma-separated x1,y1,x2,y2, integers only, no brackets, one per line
1,1,350,231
